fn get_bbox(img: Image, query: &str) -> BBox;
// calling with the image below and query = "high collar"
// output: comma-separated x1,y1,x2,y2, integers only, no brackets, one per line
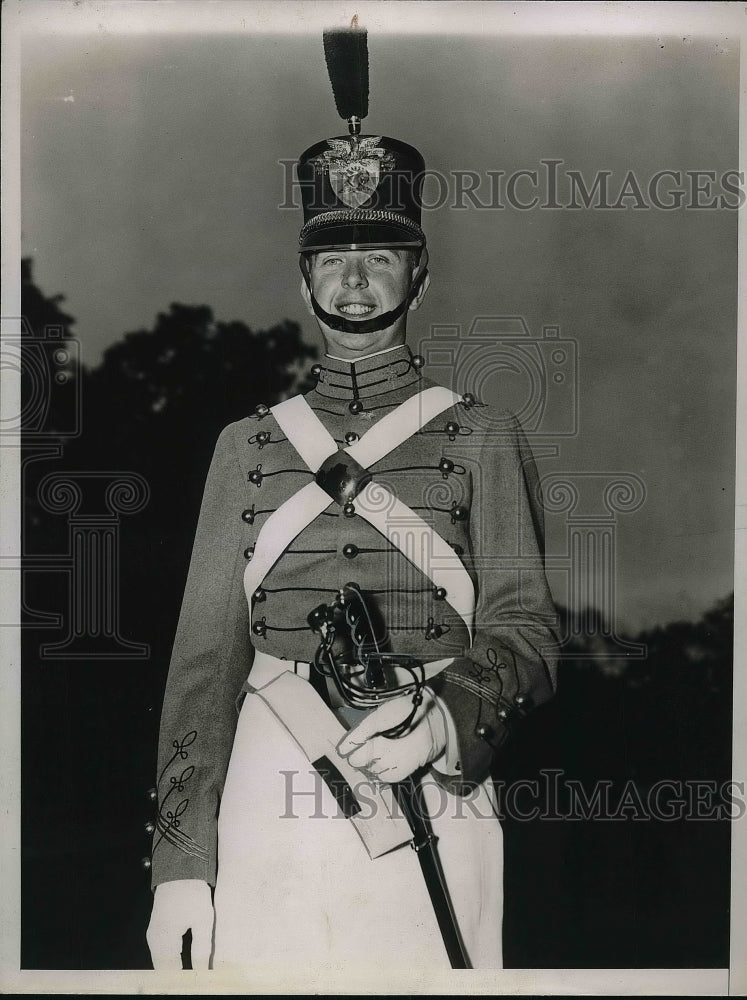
311,344,422,401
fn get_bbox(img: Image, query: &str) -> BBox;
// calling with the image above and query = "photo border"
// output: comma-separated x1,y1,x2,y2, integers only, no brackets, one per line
1,2,743,994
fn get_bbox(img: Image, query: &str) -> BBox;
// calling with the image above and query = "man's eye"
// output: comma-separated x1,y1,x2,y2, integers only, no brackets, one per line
321,257,342,266
369,255,391,265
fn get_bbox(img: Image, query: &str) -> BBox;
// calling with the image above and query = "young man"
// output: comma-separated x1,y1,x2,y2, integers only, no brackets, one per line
146,50,558,974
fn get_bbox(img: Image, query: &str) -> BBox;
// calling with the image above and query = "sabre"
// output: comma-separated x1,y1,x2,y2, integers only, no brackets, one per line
307,582,471,969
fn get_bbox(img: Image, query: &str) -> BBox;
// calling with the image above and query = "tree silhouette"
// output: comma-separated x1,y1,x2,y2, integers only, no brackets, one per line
21,257,75,328
72,302,314,468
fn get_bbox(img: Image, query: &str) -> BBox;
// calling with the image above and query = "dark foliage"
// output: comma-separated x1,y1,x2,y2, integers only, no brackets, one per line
500,595,732,968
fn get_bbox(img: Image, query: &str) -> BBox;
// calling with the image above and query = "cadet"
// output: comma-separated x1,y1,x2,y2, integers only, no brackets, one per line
146,27,558,973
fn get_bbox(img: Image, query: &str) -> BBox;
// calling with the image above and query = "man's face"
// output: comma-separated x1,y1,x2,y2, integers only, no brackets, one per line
300,247,429,359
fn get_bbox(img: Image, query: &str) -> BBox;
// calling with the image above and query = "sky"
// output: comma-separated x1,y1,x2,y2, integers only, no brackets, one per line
19,20,738,633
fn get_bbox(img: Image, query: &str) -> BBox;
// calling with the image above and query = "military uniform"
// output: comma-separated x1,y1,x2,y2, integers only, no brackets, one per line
148,24,558,972
149,342,558,968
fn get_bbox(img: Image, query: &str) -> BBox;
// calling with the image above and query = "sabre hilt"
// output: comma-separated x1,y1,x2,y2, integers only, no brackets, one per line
306,582,428,738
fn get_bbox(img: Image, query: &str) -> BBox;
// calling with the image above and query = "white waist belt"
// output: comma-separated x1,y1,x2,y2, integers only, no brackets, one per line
248,649,455,690
246,649,461,777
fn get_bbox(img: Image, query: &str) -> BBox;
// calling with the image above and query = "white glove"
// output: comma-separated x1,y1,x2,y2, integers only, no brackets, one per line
146,878,214,970
337,688,447,784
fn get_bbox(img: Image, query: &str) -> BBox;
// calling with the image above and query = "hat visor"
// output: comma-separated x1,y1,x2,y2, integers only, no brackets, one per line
299,220,424,253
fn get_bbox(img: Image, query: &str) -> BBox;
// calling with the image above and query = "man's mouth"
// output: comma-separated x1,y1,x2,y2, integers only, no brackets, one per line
336,302,376,317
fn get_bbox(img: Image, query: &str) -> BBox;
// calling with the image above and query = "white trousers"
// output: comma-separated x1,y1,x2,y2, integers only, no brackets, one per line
213,653,504,974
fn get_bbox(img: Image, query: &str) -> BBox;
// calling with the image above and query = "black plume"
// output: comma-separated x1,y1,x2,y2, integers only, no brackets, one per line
322,27,369,122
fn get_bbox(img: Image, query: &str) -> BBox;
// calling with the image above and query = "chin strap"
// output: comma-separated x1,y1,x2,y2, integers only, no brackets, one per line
299,248,429,335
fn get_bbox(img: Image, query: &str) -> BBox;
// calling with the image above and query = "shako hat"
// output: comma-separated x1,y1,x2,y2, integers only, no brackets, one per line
297,25,429,335
297,27,426,253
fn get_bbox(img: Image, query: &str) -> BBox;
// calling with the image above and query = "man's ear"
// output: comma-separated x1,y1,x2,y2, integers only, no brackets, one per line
408,269,431,313
300,275,315,317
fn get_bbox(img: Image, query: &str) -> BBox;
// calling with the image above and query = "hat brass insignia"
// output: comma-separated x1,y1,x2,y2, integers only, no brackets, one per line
312,136,395,209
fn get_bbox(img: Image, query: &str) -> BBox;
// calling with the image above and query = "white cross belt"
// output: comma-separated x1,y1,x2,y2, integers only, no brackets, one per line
243,386,476,643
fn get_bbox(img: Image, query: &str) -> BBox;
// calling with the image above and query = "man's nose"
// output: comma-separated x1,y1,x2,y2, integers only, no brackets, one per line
342,261,368,288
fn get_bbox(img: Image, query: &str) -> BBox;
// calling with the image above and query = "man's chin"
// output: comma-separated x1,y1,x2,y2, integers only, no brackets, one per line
332,328,384,346
320,323,406,359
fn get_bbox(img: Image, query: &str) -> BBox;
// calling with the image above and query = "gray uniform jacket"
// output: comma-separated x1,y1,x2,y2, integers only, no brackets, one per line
150,345,559,888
